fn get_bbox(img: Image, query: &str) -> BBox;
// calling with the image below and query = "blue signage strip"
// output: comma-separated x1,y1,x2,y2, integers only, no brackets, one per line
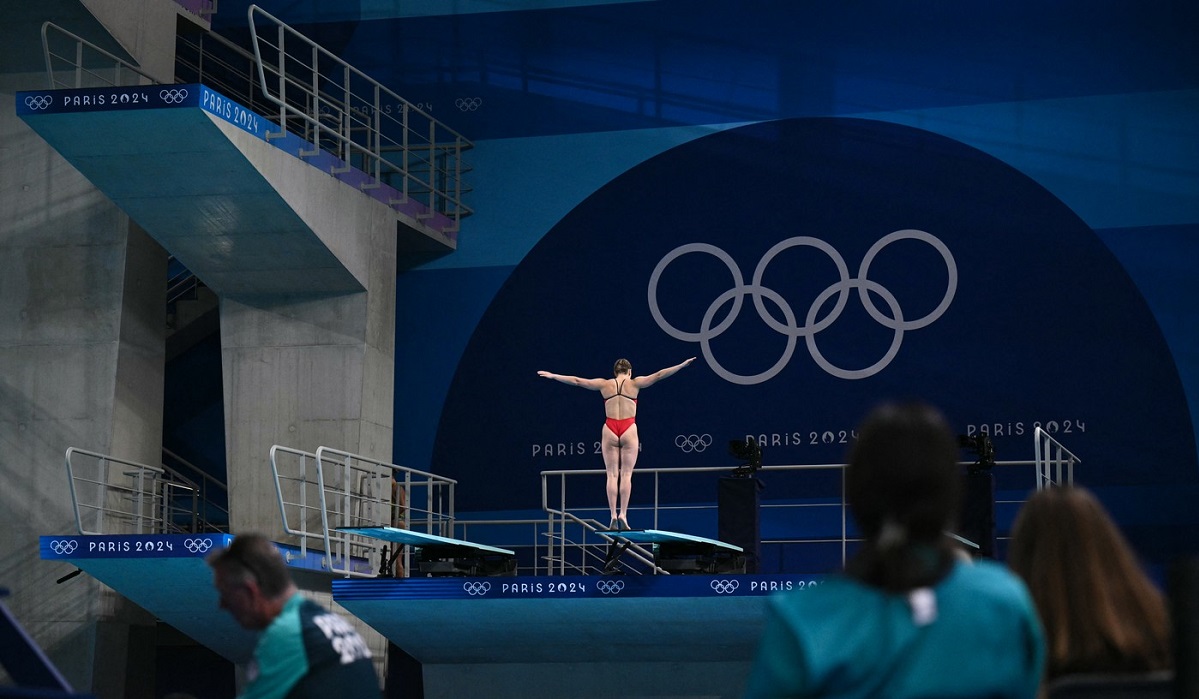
40,534,232,560
196,85,271,139
16,84,200,115
333,574,824,601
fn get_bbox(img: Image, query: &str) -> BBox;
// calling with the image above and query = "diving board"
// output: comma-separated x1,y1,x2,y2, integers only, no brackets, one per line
338,526,517,577
601,529,746,575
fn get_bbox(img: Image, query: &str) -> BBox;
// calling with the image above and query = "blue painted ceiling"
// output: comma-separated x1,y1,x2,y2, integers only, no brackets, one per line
211,0,1199,140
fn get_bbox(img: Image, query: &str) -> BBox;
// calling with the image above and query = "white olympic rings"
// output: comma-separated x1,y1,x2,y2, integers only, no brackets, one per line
455,97,482,111
648,230,957,383
160,88,189,104
710,579,740,594
596,580,625,594
463,581,491,595
50,539,77,555
24,95,53,110
675,434,713,453
184,538,212,553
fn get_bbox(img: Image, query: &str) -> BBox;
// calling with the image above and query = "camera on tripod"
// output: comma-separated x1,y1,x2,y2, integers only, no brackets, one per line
729,437,763,477
958,433,996,474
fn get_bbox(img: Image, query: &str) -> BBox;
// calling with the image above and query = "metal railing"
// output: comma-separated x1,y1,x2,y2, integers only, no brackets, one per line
541,463,849,575
65,447,219,535
269,445,458,578
173,0,217,18
41,16,472,237
161,447,228,531
41,22,164,89
542,431,1082,574
247,4,473,232
1034,426,1080,489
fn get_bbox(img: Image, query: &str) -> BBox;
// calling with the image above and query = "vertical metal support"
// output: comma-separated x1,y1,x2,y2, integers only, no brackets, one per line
427,121,437,211
653,471,660,530
401,103,411,200
841,464,848,567
276,24,287,134
454,136,464,225
402,470,412,577
298,453,309,558
342,64,352,163
1034,429,1045,490
74,42,83,87
559,475,567,575
372,84,382,181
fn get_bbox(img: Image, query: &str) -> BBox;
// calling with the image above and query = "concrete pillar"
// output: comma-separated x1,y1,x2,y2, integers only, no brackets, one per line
220,204,397,534
0,76,167,695
2,3,177,695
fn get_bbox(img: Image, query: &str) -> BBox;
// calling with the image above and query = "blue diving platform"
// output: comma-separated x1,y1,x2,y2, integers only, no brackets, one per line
36,532,825,691
338,526,518,577
15,84,456,296
38,533,372,663
602,529,747,574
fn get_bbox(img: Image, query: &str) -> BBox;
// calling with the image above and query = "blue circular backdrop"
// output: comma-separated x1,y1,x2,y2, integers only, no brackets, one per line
433,117,1195,519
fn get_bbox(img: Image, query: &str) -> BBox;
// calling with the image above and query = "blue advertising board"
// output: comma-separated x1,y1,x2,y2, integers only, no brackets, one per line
333,573,821,601
39,534,231,560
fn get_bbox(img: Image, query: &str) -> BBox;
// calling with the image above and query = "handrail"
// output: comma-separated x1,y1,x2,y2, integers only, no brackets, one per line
542,439,1078,572
269,445,334,570
315,446,457,577
65,447,167,535
161,447,229,531
246,4,473,233
41,22,165,89
544,509,662,575
1033,426,1080,490
541,462,852,574
269,444,459,578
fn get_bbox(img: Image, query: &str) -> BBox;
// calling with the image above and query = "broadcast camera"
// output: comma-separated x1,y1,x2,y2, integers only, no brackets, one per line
729,437,763,477
958,433,996,474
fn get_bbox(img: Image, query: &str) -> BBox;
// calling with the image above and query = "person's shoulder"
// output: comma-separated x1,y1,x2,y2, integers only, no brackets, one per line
767,576,862,613
945,559,1033,602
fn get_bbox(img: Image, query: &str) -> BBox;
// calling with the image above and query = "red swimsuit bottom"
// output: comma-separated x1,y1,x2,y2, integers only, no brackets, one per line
605,417,636,438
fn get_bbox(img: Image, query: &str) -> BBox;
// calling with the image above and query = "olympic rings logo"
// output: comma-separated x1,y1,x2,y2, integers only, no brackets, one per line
675,434,713,453
160,88,189,104
455,97,482,112
24,95,53,110
49,540,77,555
184,538,212,553
648,230,957,383
710,579,739,594
596,580,625,595
463,581,491,596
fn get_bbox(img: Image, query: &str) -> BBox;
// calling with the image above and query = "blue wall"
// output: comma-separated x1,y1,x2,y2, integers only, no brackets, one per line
213,0,1199,568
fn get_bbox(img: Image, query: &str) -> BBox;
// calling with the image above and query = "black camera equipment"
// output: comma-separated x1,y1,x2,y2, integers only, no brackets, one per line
958,434,996,474
728,437,763,477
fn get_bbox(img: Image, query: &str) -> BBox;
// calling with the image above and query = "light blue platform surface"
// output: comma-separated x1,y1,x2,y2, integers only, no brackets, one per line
603,529,744,551
336,526,516,555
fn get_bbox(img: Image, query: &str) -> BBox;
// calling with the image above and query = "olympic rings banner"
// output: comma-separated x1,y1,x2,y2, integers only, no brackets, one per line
16,85,200,115
40,534,232,559
333,575,823,601
434,117,1196,514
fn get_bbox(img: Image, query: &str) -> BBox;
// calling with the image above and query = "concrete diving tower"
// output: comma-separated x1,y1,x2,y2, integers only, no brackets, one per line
17,83,449,533
16,83,456,295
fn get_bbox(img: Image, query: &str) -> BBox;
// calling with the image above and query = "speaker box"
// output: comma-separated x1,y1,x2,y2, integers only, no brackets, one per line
718,476,763,573
959,470,995,558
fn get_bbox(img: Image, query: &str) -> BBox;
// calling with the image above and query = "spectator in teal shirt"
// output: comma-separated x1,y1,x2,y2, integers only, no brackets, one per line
744,402,1046,698
208,533,381,699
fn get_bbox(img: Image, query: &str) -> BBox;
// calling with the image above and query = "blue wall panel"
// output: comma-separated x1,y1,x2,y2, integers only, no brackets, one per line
201,0,1199,566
